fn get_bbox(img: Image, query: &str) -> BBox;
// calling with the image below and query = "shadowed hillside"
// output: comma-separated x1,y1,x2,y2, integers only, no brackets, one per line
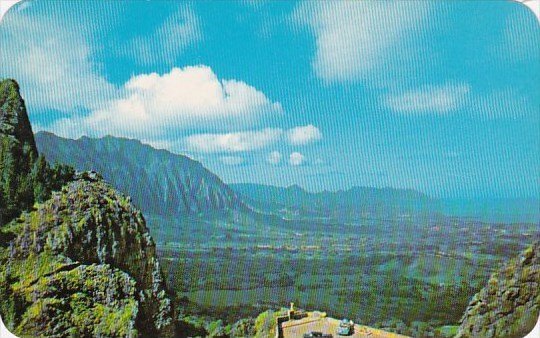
36,132,247,217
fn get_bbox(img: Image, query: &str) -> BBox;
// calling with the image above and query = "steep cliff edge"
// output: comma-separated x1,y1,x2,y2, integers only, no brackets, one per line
0,79,37,155
1,79,73,225
456,241,540,338
0,79,175,337
0,175,175,337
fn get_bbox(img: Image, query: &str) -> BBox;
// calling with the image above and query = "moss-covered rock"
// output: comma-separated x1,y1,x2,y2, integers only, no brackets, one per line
456,241,540,338
0,176,175,337
15,264,138,338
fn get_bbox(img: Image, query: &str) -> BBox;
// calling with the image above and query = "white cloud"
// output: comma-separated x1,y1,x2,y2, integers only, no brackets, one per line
385,83,471,115
0,10,117,112
267,151,282,165
287,124,322,145
220,156,245,166
289,152,305,166
125,6,201,66
47,65,283,139
295,2,431,82
185,128,283,153
184,123,323,154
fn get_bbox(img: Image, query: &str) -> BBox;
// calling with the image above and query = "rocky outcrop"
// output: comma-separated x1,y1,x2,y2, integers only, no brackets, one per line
0,79,39,224
456,242,540,338
0,175,175,337
0,79,37,155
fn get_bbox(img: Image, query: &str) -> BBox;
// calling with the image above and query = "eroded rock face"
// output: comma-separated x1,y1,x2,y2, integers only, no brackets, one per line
1,176,175,337
456,242,540,338
16,263,139,337
0,79,37,155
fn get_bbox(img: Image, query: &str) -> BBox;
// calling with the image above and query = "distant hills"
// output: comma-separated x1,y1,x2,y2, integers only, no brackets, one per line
35,132,539,224
35,132,437,221
36,132,246,217
230,183,436,221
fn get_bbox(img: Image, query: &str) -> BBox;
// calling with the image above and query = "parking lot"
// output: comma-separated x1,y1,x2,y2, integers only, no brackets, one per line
282,316,409,338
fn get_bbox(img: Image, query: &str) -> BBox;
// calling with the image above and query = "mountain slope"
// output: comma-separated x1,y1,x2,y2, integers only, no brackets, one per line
456,241,540,338
0,79,39,224
36,132,246,217
230,183,436,220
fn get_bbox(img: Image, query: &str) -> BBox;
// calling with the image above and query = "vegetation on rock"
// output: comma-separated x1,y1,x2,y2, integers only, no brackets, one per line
456,241,540,338
0,177,176,337
0,79,74,226
0,79,174,337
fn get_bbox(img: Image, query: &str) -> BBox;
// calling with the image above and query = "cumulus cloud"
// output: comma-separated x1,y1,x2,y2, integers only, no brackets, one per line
385,83,471,115
289,152,305,166
47,65,283,139
185,128,283,153
267,151,282,165
124,6,201,66
185,124,322,154
295,2,432,82
287,124,322,145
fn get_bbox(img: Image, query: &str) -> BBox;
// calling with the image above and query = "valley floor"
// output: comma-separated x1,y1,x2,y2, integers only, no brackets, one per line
146,214,539,331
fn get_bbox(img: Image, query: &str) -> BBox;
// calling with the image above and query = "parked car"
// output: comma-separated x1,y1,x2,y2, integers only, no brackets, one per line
303,331,333,338
337,319,354,336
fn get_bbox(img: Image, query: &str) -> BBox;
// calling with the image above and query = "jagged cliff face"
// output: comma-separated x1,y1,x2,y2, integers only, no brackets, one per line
36,132,246,217
0,79,37,155
0,176,175,337
0,79,38,224
456,242,540,338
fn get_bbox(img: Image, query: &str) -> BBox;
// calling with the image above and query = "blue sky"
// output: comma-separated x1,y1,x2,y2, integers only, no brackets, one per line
0,0,538,198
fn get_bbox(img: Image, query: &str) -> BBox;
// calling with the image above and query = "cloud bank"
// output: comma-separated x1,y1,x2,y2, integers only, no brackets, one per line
287,124,322,145
48,65,284,139
185,125,322,153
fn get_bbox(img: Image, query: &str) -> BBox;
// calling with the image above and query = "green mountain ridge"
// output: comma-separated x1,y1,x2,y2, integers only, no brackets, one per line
35,131,247,217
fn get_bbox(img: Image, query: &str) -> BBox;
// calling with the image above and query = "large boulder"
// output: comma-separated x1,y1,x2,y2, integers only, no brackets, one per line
0,176,175,337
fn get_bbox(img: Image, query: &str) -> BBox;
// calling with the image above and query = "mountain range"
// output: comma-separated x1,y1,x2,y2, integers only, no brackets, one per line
230,183,436,221
36,132,246,217
36,132,440,222
35,132,540,224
